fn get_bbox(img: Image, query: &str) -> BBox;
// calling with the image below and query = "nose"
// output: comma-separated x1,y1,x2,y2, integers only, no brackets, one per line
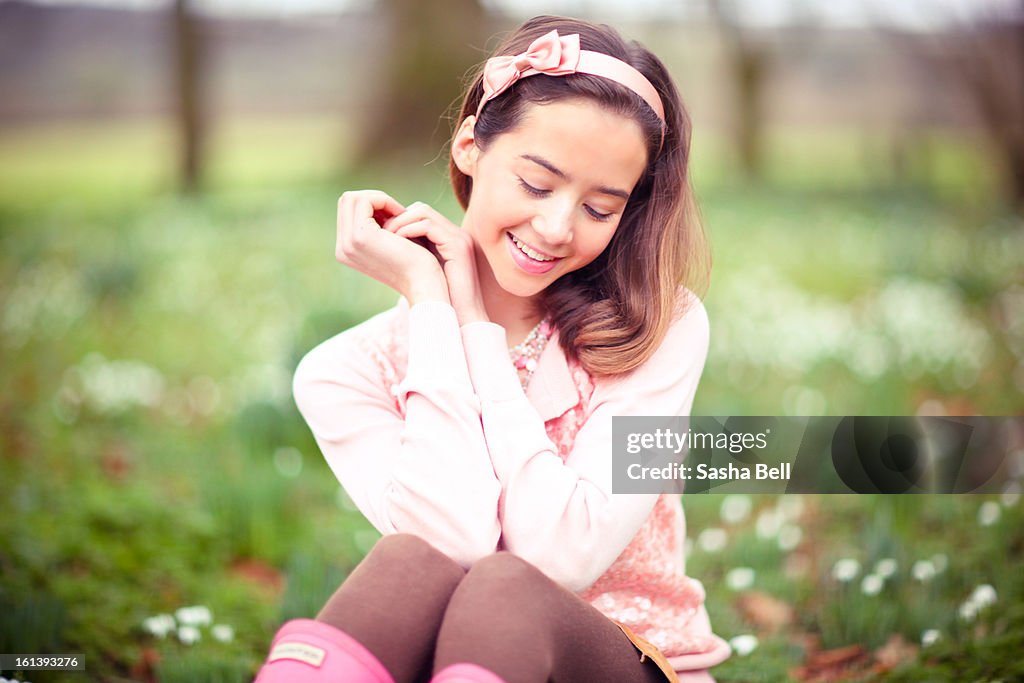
530,203,574,247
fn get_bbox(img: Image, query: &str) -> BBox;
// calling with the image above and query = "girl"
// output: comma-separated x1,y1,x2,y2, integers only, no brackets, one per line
256,14,730,683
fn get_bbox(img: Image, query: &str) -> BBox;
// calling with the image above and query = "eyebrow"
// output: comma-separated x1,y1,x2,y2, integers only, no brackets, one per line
520,154,631,201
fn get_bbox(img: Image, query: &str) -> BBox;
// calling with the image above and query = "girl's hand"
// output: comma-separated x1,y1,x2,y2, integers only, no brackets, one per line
382,202,488,325
335,191,450,305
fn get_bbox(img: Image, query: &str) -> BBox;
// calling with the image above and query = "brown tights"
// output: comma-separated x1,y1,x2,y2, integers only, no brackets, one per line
315,533,667,683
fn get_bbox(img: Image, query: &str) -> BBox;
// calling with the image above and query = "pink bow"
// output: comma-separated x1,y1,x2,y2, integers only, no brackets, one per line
481,30,582,105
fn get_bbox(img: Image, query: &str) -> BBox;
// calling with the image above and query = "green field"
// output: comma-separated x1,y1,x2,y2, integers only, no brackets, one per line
1,117,1022,682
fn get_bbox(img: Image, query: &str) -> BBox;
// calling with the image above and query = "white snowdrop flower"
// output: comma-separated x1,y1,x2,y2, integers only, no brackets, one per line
931,553,948,573
729,634,759,656
755,508,783,539
970,584,997,609
870,278,993,377
1001,484,1021,508
697,528,728,553
874,558,898,579
75,354,166,414
777,524,802,552
212,624,235,643
142,614,176,638
912,560,937,582
832,558,860,583
861,573,884,596
959,600,979,622
720,495,752,525
776,496,805,521
726,567,756,591
978,501,1001,526
178,625,201,645
175,605,212,627
921,629,941,647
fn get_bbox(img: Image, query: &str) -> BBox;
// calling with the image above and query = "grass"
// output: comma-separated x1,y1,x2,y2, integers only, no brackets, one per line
1,116,1022,682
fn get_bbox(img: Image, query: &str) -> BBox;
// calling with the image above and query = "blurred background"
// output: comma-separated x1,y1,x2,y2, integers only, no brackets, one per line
1,0,1022,681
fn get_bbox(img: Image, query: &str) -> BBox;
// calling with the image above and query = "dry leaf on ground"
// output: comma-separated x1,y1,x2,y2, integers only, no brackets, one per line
735,591,795,632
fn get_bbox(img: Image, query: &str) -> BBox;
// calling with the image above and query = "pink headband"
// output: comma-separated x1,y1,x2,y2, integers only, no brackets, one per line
476,30,666,146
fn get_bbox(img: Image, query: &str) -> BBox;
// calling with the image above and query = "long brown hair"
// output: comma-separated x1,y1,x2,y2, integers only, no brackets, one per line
449,15,709,376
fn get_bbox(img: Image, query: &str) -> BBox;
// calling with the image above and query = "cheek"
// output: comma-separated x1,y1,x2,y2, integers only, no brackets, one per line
472,184,527,235
577,227,618,263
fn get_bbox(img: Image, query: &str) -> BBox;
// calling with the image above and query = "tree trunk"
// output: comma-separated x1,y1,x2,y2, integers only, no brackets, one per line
886,2,1024,212
173,0,203,194
735,45,766,180
352,0,487,167
708,0,771,182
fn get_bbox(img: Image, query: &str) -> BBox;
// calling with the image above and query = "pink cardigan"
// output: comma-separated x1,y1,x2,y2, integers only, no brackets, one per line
293,297,731,676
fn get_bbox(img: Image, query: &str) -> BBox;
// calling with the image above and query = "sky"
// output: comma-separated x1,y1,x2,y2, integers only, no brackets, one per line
14,0,1022,27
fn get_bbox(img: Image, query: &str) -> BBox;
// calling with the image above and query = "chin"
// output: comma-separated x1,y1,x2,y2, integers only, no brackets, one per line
495,270,550,299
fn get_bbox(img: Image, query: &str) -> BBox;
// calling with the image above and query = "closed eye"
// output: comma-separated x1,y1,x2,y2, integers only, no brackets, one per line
517,178,550,197
520,178,615,222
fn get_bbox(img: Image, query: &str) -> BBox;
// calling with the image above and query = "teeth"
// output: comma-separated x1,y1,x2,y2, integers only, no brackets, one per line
510,234,555,262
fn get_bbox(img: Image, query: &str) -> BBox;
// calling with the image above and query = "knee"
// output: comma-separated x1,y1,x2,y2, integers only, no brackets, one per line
462,551,551,595
442,552,557,629
368,533,465,579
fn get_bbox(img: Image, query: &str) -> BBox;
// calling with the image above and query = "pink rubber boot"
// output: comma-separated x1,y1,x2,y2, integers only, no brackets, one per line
431,662,508,683
254,618,396,683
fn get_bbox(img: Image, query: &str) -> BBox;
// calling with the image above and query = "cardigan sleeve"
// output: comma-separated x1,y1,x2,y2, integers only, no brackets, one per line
460,297,710,592
292,301,501,567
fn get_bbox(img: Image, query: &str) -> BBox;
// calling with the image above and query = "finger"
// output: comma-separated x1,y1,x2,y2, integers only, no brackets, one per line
338,191,376,235
361,191,405,226
345,193,359,233
353,195,380,232
337,193,357,254
353,195,403,246
337,192,353,232
383,201,449,231
395,219,460,250
382,202,431,233
408,201,447,225
393,218,433,240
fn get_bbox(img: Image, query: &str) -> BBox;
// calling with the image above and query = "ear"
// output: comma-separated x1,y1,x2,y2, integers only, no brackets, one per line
451,115,480,177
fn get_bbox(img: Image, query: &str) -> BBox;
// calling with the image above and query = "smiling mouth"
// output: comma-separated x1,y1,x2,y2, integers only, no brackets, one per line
509,233,560,262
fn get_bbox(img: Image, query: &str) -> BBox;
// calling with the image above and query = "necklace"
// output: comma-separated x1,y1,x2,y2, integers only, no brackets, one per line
508,316,553,390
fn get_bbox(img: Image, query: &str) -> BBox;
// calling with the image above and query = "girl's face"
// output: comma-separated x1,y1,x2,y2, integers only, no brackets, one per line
452,99,648,299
